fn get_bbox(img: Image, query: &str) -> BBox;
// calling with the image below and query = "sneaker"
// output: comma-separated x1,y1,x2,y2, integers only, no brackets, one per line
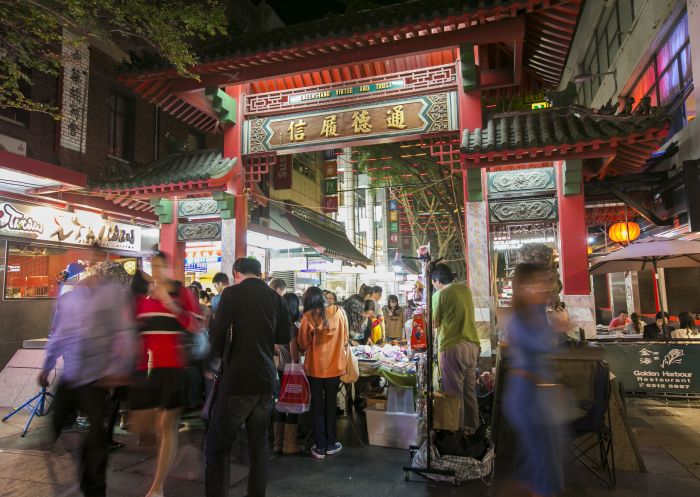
326,442,343,455
310,445,326,459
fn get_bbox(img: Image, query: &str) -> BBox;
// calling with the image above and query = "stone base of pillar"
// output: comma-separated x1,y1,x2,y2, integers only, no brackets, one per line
561,294,596,339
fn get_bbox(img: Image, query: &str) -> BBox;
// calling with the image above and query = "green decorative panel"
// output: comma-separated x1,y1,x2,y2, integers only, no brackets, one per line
466,168,483,202
563,159,583,196
178,198,219,217
487,167,555,198
460,43,479,91
205,87,237,125
212,191,235,219
150,198,173,224
489,198,558,223
177,221,221,241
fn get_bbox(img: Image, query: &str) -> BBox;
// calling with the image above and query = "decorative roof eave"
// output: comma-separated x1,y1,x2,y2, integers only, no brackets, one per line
120,0,568,83
90,150,236,199
460,107,670,175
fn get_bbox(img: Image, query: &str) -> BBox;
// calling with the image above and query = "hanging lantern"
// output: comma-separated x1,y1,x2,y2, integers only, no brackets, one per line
608,221,640,244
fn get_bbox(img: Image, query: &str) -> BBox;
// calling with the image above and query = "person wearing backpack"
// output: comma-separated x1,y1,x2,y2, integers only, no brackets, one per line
297,287,349,459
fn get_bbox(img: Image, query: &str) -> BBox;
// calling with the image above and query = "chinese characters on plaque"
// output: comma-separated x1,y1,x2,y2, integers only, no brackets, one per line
244,92,456,154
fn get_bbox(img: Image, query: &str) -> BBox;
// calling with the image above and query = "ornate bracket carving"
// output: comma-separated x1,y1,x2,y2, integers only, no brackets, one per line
178,199,219,217
243,152,277,188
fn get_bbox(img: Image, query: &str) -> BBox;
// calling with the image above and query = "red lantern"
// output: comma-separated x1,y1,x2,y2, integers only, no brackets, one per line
608,221,640,244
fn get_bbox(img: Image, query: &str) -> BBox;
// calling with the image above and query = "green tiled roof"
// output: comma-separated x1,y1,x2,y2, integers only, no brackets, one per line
126,0,531,73
285,204,371,266
461,107,668,154
92,150,235,190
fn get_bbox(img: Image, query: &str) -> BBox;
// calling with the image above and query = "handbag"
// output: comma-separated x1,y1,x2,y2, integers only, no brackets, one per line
201,325,233,423
340,343,359,384
277,363,311,414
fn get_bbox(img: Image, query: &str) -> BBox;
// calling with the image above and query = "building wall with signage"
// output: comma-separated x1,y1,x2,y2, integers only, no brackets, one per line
269,153,323,207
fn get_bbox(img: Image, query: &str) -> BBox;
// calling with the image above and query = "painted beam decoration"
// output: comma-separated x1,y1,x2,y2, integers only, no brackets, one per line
178,198,219,217
244,92,457,154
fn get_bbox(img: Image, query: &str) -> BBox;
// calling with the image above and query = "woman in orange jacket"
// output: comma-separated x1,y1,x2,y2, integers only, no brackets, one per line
297,286,349,459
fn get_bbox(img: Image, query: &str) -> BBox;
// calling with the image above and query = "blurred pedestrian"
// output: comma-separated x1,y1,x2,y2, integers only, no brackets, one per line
432,263,480,432
273,292,304,454
269,278,287,297
38,253,136,497
129,251,201,497
371,285,383,306
324,290,337,306
205,257,291,497
626,312,643,334
503,263,565,497
343,294,366,343
211,272,230,314
383,294,405,341
297,287,349,459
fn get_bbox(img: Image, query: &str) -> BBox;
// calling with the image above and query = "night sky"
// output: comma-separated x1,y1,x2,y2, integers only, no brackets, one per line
265,0,406,25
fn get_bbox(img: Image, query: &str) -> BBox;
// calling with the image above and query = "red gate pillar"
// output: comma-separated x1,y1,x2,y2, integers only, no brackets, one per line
158,199,186,281
556,160,595,337
224,84,247,261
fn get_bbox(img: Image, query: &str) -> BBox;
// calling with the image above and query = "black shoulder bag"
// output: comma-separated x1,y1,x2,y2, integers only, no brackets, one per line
201,325,233,423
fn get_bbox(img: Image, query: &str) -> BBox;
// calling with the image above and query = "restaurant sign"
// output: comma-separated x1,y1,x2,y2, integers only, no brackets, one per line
603,342,700,395
0,200,142,251
243,92,457,154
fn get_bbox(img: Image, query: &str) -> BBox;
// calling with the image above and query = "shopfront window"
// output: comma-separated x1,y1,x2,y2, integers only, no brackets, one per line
108,92,132,159
4,242,139,299
5,243,74,299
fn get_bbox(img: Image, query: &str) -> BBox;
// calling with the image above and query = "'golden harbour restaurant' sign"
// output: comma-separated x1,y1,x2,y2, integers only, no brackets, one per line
243,92,457,154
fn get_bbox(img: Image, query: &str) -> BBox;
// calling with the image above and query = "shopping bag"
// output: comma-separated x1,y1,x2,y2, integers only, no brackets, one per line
433,391,461,432
410,312,428,350
340,343,359,384
277,363,311,414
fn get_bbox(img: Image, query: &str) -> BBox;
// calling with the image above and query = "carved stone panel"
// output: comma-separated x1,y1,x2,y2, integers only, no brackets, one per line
178,199,219,217
489,198,558,224
177,221,222,241
487,168,555,197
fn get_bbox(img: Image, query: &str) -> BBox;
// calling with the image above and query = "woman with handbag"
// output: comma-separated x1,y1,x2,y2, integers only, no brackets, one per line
129,252,201,497
503,263,566,497
273,293,304,454
297,287,349,459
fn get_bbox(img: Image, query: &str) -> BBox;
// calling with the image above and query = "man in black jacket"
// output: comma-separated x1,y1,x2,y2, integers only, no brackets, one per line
205,257,291,497
643,311,671,340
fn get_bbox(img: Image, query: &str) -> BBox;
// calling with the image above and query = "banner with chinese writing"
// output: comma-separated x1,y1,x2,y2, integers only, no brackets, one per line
273,155,293,190
243,92,457,154
323,160,338,178
0,199,142,252
323,178,338,196
602,342,700,394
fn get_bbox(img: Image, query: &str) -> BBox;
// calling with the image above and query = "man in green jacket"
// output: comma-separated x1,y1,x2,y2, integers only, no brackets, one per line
432,263,480,432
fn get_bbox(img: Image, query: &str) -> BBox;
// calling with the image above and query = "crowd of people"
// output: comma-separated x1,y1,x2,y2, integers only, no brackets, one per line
41,252,474,497
607,309,699,339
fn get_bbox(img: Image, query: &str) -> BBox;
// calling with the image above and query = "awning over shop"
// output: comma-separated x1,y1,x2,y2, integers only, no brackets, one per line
91,149,236,198
461,106,669,176
284,203,371,266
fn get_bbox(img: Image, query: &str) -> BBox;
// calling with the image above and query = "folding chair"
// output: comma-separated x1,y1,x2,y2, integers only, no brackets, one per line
568,361,615,488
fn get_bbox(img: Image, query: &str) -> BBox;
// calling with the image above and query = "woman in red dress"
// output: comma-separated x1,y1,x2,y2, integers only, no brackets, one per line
130,252,201,497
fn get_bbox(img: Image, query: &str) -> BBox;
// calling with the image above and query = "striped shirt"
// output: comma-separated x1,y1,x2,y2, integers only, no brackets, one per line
135,285,200,370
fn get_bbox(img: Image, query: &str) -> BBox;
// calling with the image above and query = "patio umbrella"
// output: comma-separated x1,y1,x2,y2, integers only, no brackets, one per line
589,237,700,313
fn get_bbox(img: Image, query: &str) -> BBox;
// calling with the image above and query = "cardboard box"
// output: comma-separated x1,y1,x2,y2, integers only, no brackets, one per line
366,396,387,410
365,405,419,449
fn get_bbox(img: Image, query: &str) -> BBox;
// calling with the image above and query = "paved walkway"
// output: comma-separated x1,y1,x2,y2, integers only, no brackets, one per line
0,398,698,496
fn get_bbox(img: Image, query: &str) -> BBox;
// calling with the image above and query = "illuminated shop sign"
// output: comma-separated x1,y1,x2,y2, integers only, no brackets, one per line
0,200,142,251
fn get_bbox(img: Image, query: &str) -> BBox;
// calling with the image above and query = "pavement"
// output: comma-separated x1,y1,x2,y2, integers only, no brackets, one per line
0,398,699,497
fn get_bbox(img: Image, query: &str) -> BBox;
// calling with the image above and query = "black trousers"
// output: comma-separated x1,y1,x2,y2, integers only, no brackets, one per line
308,376,340,451
52,383,109,497
204,393,273,497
